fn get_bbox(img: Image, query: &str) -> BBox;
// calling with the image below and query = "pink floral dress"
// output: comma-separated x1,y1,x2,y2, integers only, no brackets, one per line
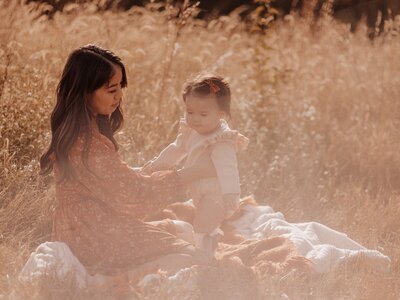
50,129,189,276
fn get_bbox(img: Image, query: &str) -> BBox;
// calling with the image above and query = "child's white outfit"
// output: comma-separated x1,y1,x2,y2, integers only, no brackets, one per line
145,118,249,256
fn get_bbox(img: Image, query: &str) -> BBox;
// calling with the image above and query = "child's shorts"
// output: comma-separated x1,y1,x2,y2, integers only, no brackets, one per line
189,177,239,219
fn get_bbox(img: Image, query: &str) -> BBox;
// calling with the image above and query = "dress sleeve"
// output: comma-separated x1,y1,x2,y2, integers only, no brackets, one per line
210,141,241,195
70,134,186,220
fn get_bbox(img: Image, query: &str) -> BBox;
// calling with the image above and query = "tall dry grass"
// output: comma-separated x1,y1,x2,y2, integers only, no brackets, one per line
0,1,399,299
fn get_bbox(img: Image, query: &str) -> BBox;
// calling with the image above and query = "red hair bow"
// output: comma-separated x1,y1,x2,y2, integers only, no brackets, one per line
206,80,220,93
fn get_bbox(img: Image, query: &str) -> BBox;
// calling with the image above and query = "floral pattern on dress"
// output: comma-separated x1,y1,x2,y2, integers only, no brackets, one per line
51,129,189,276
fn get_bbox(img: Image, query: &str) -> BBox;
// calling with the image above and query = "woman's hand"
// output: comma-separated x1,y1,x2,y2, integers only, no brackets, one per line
177,151,216,185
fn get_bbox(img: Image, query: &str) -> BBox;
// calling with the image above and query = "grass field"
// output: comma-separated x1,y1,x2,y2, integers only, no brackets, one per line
0,1,399,299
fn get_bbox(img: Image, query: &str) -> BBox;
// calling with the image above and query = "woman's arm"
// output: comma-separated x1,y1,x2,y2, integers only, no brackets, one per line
70,134,186,220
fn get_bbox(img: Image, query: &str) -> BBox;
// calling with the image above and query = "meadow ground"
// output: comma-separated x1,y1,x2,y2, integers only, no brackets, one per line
0,1,399,299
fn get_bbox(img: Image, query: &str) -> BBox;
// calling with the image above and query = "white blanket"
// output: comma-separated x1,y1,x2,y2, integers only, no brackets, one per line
18,204,391,289
224,204,391,273
18,242,113,289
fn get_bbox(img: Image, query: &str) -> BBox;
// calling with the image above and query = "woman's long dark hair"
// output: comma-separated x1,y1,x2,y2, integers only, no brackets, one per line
40,44,127,182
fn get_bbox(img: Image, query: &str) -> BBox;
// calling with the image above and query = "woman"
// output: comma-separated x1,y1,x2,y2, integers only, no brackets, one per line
39,44,212,281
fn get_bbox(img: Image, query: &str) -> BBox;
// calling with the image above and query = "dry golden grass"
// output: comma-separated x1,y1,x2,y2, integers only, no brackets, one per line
0,1,399,299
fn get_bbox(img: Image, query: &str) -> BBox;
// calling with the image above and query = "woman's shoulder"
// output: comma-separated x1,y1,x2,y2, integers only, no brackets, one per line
91,129,116,150
70,129,116,157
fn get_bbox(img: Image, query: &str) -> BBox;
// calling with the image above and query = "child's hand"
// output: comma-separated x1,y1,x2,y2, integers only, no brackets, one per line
150,170,174,178
140,161,154,175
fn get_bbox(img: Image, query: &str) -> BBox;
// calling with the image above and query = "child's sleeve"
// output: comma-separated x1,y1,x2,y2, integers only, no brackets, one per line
210,142,241,195
145,134,187,172
211,142,241,217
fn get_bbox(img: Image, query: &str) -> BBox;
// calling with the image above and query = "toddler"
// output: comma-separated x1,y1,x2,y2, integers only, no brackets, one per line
142,74,248,257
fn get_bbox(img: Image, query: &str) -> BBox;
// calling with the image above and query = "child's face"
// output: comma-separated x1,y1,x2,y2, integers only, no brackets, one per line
89,65,123,116
185,94,225,134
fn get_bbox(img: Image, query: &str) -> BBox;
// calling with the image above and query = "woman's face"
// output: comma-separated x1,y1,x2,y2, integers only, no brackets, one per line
89,65,123,116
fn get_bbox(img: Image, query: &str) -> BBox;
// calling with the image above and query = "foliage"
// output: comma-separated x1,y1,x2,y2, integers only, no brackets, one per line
0,1,399,298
